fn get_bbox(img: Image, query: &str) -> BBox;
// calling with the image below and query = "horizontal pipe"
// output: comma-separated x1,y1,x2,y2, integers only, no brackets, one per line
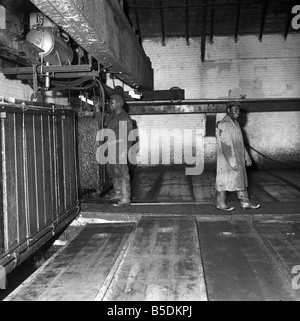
0,104,75,115
0,64,92,75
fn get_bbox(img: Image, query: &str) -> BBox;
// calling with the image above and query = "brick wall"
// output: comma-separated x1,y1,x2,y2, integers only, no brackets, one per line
142,34,300,99
0,72,69,105
130,34,300,168
131,114,205,166
0,73,33,100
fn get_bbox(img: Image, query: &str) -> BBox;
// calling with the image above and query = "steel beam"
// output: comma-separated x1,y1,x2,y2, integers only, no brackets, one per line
29,0,153,90
0,64,92,74
126,98,300,115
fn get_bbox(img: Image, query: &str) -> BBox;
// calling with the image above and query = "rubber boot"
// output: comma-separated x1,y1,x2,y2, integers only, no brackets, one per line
106,178,122,201
113,178,131,207
216,191,234,211
236,190,260,209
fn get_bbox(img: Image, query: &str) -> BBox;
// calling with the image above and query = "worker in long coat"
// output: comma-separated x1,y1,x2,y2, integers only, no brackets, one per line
97,94,133,206
215,101,260,211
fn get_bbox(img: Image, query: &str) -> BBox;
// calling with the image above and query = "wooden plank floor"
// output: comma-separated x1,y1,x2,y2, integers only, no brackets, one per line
5,217,300,301
5,217,207,301
100,216,207,301
197,220,300,301
4,223,135,301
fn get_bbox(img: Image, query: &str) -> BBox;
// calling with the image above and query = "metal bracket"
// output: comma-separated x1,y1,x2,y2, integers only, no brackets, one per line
13,252,20,268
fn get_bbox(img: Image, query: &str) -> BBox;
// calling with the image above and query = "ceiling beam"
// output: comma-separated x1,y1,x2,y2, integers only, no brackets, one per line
209,0,215,44
159,0,166,45
259,0,269,42
201,0,208,62
185,0,190,45
234,0,241,43
28,0,153,90
284,2,296,40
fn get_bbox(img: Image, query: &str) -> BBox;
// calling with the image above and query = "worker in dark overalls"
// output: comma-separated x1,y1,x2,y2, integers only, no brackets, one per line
105,94,133,206
215,101,261,211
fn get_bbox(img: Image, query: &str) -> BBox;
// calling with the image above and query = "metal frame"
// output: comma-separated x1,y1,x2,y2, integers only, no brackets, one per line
0,101,79,276
126,98,300,115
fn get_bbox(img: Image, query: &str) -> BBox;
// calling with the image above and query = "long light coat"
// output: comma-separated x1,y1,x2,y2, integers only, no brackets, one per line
215,115,251,191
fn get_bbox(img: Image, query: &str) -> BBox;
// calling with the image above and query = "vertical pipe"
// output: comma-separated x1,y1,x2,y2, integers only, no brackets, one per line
61,114,67,211
48,113,55,221
13,113,20,244
1,116,8,251
259,0,269,42
73,112,79,202
41,114,47,227
33,114,39,231
53,106,59,220
22,110,30,244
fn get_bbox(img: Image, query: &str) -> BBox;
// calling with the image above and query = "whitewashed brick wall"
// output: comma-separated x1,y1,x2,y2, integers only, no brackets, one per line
131,114,205,166
130,34,300,168
142,34,300,99
0,72,33,100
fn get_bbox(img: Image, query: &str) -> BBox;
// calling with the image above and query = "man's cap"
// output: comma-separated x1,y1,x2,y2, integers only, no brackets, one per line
110,94,124,106
226,101,241,109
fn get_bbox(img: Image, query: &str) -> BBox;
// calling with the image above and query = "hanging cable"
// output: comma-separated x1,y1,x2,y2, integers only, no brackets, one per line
245,142,298,169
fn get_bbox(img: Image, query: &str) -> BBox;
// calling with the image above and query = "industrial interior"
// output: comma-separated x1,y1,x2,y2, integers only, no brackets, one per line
0,0,300,301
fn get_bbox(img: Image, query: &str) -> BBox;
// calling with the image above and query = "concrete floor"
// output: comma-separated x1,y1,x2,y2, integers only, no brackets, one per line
3,167,300,301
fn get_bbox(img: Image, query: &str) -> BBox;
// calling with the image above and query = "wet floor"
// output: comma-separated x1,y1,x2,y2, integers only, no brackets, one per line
4,217,300,301
2,167,300,301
